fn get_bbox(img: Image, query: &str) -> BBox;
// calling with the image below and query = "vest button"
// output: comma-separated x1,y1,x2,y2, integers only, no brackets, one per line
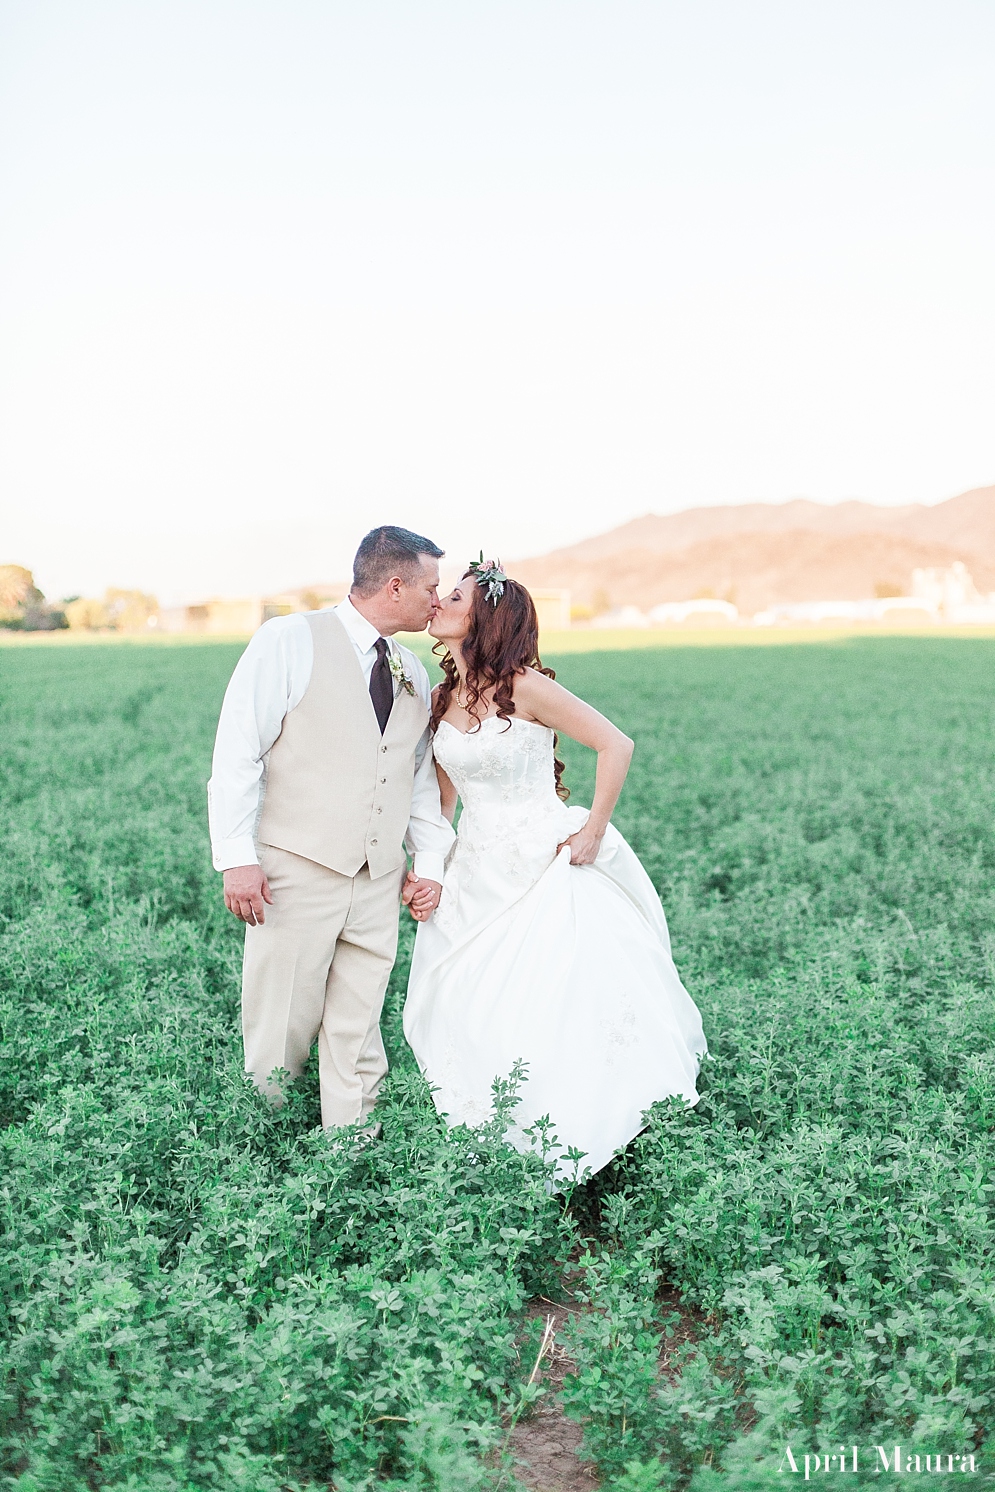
376,806,382,813
381,745,388,753
380,776,387,783
370,838,378,845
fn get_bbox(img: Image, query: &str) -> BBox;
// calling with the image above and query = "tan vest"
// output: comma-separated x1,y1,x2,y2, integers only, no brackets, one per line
256,611,429,879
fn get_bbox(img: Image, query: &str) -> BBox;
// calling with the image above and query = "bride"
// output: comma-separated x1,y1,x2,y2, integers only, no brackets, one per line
402,558,707,1180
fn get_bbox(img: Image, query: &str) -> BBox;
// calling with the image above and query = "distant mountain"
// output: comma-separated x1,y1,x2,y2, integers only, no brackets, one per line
509,485,995,615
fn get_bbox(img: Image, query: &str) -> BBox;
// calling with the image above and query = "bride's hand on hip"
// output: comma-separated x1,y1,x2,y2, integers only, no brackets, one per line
557,823,605,866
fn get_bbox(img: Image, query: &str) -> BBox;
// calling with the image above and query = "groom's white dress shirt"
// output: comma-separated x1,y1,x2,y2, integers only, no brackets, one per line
208,597,454,881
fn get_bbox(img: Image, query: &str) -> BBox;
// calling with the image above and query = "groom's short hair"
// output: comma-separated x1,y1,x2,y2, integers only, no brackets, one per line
352,526,445,597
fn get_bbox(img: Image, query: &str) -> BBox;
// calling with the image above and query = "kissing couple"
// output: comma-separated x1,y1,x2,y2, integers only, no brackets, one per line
209,525,706,1179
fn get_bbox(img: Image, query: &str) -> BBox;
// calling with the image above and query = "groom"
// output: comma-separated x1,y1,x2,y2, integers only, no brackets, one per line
208,525,455,1130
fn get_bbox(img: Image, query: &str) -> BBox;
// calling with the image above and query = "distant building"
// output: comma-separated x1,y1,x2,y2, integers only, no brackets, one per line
591,605,651,629
911,561,995,622
589,598,740,629
529,588,571,630
157,598,265,634
750,563,995,627
753,597,939,626
912,560,978,609
748,561,995,626
157,584,349,635
648,599,738,626
156,583,570,636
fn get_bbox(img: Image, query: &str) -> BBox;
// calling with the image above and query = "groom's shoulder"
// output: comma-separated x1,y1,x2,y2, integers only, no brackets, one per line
264,610,311,632
251,611,311,646
237,611,310,666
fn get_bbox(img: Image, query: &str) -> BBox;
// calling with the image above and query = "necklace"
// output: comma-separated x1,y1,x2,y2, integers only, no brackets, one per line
454,679,469,710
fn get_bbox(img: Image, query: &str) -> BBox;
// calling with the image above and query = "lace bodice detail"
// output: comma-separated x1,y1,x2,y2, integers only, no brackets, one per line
432,716,580,898
434,716,559,809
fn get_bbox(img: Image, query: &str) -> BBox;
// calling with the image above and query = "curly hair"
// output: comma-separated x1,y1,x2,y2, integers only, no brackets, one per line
430,573,569,800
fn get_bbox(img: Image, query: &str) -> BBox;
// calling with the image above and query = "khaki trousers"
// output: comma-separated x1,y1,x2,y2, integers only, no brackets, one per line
242,843,403,1128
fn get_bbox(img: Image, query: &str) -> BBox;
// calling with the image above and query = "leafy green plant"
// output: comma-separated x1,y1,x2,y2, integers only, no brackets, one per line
551,639,995,1482
1,635,994,1487
0,642,572,1490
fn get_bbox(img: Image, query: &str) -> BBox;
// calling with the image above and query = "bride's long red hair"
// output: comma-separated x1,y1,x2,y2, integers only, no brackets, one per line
431,573,569,800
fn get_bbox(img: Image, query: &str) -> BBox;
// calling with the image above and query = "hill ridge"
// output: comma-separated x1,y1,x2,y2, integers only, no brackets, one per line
509,484,995,614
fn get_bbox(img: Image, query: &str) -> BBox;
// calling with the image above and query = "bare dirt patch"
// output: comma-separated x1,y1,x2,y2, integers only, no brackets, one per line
503,1285,703,1491
504,1298,599,1492
656,1285,706,1372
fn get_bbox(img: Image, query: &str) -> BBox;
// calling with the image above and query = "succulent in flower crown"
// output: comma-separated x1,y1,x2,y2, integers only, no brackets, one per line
467,553,507,607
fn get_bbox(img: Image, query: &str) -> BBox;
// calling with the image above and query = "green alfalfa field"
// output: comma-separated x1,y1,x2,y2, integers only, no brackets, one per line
1,635,993,1491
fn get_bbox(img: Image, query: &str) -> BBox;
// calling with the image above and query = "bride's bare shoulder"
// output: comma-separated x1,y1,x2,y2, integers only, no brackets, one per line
511,667,572,720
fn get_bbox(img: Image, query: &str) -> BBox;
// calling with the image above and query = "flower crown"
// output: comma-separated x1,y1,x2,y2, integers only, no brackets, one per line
467,553,507,607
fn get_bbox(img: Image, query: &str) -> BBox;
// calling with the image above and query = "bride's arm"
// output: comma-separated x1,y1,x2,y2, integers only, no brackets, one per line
429,684,460,823
513,669,634,865
436,761,458,823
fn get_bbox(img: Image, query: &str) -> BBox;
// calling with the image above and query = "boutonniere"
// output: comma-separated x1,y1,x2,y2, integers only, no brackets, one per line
388,649,417,696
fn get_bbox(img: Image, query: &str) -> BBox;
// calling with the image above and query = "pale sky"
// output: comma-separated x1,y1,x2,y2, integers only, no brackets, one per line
1,1,993,603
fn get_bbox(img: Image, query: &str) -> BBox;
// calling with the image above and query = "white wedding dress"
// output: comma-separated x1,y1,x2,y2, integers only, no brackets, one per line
403,715,707,1179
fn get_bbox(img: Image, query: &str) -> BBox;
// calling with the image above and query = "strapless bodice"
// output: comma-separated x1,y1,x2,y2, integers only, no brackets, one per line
434,716,561,811
433,715,583,887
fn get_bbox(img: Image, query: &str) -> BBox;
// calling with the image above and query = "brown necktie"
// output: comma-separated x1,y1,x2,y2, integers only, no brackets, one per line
369,637,394,734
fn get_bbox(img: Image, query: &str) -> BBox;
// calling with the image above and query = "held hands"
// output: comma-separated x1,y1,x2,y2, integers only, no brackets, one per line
556,822,605,866
223,865,274,925
402,870,442,922
223,865,441,926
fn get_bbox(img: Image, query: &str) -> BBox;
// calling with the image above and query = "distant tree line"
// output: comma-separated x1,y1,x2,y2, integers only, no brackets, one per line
0,566,158,633
0,566,67,631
